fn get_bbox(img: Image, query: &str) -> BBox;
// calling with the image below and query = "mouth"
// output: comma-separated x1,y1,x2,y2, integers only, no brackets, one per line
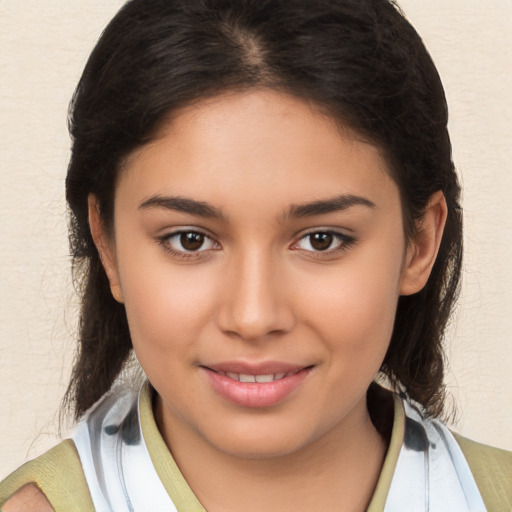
201,363,314,408
209,370,302,383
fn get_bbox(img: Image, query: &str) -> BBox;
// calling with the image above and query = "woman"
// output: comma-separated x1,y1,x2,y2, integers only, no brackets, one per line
1,0,510,510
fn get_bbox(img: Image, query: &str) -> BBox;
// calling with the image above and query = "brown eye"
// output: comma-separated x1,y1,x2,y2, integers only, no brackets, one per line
309,232,333,251
162,230,217,254
294,231,354,254
180,232,205,251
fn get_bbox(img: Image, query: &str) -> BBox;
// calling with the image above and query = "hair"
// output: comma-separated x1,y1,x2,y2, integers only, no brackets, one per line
64,0,462,420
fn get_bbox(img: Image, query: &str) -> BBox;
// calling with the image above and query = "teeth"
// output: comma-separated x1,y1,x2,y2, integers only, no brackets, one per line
239,374,256,383
222,372,290,383
255,374,274,383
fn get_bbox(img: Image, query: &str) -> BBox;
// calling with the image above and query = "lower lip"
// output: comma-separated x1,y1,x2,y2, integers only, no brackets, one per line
203,368,312,408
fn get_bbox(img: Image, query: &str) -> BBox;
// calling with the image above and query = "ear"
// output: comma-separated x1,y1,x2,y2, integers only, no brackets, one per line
88,194,124,303
400,191,448,296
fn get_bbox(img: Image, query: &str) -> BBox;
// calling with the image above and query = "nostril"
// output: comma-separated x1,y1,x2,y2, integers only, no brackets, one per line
215,267,296,340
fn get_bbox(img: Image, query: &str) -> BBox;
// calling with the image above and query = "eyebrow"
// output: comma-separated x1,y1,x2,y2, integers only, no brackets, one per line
139,193,375,221
286,194,376,218
139,195,226,220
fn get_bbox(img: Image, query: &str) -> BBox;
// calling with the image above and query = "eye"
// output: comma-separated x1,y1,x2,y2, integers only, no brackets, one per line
294,231,354,253
161,230,218,253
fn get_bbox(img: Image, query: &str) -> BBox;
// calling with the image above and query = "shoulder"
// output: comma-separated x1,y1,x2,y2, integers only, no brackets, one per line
0,439,94,512
453,432,512,510
1,484,52,512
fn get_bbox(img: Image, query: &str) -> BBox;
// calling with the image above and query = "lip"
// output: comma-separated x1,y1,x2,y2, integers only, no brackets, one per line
201,361,313,408
205,361,307,375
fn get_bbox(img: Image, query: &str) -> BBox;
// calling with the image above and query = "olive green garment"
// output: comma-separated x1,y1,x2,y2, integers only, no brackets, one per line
1,386,511,511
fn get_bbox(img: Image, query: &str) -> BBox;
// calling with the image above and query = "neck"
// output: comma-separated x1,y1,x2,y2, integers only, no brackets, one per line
156,391,389,512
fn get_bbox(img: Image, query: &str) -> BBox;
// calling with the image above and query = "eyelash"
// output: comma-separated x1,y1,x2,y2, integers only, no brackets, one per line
157,229,356,259
157,230,218,260
291,230,356,256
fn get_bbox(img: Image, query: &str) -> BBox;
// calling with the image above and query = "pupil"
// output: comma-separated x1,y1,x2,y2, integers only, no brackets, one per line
311,232,333,251
181,232,204,251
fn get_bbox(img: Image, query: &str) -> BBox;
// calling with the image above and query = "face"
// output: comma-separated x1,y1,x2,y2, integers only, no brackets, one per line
95,90,427,459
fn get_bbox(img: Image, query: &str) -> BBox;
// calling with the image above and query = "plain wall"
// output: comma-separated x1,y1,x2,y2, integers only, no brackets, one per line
1,0,511,480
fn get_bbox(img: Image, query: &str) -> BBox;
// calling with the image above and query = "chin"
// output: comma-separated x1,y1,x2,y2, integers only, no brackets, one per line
217,436,308,460
200,416,321,460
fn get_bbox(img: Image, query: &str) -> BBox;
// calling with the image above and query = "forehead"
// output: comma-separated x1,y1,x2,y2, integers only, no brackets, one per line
118,89,400,217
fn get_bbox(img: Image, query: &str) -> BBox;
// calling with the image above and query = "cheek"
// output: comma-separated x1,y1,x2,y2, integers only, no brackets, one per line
305,281,397,369
116,247,217,359
297,241,404,364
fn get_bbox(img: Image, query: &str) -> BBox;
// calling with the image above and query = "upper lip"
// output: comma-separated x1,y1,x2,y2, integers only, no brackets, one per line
202,361,311,375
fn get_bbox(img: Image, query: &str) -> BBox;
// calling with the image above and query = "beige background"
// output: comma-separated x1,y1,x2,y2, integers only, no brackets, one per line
1,0,511,480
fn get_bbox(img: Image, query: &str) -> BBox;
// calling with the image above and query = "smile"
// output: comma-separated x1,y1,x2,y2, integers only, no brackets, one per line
202,364,313,408
214,371,295,383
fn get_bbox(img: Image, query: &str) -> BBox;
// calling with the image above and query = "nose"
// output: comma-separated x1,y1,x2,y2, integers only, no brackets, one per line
216,249,295,342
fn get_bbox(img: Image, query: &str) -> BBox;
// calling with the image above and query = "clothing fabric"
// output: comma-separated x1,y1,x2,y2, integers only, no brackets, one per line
1,382,511,512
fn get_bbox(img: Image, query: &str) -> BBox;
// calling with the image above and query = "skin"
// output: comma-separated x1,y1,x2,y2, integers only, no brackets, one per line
3,484,52,512
88,89,446,512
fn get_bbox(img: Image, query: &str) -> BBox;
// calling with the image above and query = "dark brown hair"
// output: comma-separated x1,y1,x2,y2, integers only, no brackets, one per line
65,0,462,419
